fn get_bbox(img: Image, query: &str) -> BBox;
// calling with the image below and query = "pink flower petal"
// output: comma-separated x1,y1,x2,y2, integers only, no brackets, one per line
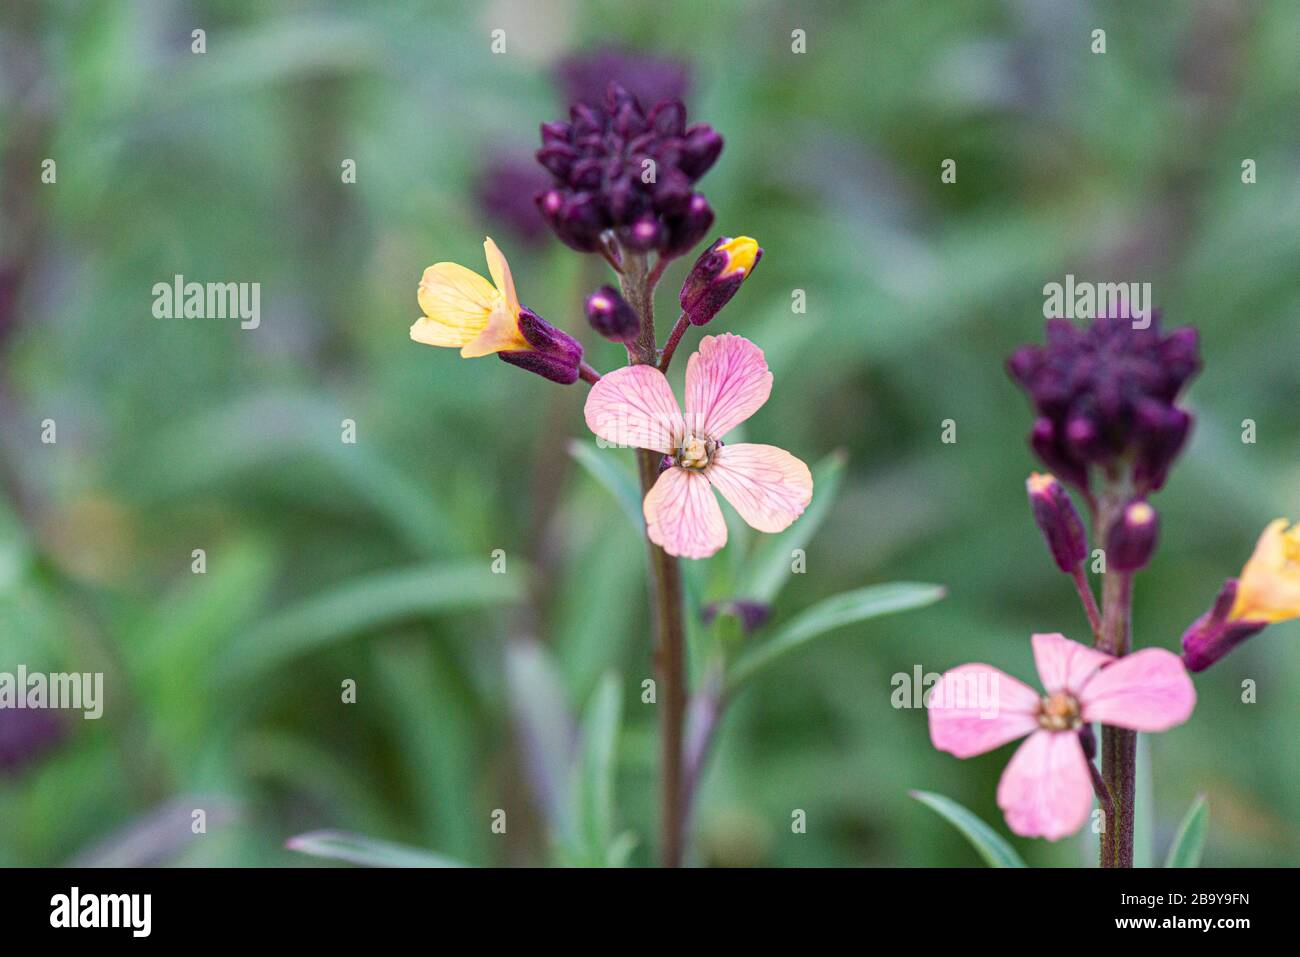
1032,632,1113,696
996,729,1093,840
706,443,813,534
1079,648,1196,732
928,664,1041,758
683,334,772,439
643,466,727,559
584,365,684,455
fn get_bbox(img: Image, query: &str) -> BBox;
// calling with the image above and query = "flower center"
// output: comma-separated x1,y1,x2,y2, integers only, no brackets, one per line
1037,691,1082,731
675,432,716,471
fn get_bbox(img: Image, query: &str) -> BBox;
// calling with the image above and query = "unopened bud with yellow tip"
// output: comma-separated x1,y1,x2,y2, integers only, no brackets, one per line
679,235,762,326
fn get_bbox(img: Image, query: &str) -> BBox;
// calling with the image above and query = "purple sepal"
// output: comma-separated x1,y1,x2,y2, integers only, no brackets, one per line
1180,578,1269,672
679,236,762,326
498,307,583,385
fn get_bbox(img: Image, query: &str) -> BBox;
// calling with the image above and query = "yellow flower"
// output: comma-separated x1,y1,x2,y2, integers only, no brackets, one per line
410,237,530,357
1230,518,1300,623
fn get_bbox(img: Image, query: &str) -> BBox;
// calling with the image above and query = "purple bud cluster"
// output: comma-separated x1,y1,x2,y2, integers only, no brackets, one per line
535,83,722,257
1007,312,1200,493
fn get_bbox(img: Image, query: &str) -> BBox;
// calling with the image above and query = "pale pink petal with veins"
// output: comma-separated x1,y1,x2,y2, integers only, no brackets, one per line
643,467,727,559
706,443,812,533
683,333,772,438
583,365,684,454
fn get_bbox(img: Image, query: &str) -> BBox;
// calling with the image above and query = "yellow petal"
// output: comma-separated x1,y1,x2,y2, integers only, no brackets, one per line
483,236,520,315
411,315,475,347
461,302,530,357
415,262,498,347
1230,518,1300,623
719,236,760,277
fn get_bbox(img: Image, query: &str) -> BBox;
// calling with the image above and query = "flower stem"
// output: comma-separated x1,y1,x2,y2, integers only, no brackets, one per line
578,360,601,384
657,312,689,372
1070,566,1103,640
617,243,688,867
1097,551,1135,868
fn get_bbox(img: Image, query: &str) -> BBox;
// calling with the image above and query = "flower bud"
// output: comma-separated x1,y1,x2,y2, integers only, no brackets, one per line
498,307,584,384
1181,578,1269,672
679,236,763,326
1106,499,1159,572
585,286,640,343
701,598,771,635
0,709,63,777
1026,472,1087,572
661,194,715,259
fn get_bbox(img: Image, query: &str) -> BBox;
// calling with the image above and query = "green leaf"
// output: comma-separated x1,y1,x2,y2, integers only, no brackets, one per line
571,673,623,866
733,450,847,604
221,560,526,682
568,439,644,532
726,582,945,691
285,830,465,868
505,641,577,836
1163,794,1208,868
910,791,1026,868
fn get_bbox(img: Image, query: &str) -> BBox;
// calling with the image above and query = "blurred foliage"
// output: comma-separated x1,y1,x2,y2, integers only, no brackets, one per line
1,0,1297,867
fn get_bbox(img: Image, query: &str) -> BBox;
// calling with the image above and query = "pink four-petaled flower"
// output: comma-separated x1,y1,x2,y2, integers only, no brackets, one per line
584,333,813,559
928,632,1196,840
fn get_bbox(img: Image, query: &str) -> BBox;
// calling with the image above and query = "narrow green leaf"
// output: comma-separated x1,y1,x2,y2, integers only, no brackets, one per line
910,791,1026,868
573,673,622,865
733,450,847,604
1163,794,1209,868
221,561,525,681
505,641,577,837
726,582,945,691
568,439,644,531
285,830,465,868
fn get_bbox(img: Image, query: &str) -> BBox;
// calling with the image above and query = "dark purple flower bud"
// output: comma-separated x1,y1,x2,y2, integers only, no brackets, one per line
648,100,686,137
1029,418,1090,493
1006,313,1200,493
1132,405,1192,492
679,236,763,327
1106,499,1159,572
498,307,584,384
0,708,63,777
701,599,772,635
1181,578,1269,672
661,194,715,259
1026,472,1088,572
536,190,604,252
617,213,662,252
678,124,724,179
585,285,640,343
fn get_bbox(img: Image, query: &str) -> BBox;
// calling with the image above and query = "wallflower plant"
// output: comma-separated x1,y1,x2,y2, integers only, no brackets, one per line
405,82,943,866
922,309,1295,868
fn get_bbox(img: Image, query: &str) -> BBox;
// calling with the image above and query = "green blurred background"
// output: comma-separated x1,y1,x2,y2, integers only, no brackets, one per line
1,0,1297,867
